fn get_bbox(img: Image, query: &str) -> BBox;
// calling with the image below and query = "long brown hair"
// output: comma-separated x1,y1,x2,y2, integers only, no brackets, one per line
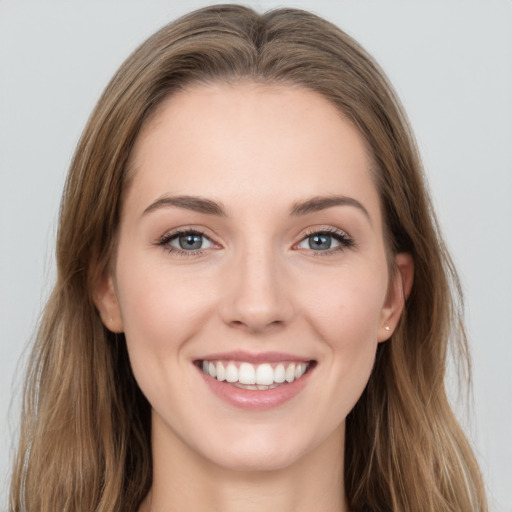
10,5,487,511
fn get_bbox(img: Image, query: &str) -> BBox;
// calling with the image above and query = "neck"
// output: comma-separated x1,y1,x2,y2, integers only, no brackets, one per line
140,415,348,512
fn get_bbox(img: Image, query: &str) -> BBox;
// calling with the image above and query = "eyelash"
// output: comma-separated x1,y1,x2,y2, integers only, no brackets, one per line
297,227,354,255
156,229,212,257
156,227,354,257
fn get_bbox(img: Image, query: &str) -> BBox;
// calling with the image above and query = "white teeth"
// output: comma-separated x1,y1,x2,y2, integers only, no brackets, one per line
295,363,307,379
225,363,238,383
239,363,256,385
216,361,226,381
201,360,310,387
255,363,273,385
274,363,286,383
285,363,296,383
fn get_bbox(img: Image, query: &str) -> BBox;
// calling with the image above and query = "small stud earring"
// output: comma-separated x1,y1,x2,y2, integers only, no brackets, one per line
384,325,391,331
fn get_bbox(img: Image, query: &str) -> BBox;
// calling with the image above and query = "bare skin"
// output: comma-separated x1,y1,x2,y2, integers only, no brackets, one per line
141,417,345,512
94,82,413,511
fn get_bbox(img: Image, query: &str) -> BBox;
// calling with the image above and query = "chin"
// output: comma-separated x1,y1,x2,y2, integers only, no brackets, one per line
208,445,302,473
196,426,322,473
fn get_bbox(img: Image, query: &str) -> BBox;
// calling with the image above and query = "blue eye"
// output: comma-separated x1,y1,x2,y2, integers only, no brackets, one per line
159,230,214,253
307,233,333,250
297,230,353,252
172,233,212,250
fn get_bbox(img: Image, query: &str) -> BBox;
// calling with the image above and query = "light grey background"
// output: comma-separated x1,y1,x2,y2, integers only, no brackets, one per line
1,1,511,510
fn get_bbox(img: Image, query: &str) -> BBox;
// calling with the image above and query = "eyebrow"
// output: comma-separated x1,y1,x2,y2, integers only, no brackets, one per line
142,195,227,217
142,193,371,222
290,195,371,222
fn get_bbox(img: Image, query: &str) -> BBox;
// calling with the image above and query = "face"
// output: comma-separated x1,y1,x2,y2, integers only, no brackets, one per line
96,83,408,473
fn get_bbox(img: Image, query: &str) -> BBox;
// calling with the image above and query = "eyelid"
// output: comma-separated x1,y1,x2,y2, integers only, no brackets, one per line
155,227,220,256
294,226,354,253
154,225,354,256
168,232,214,250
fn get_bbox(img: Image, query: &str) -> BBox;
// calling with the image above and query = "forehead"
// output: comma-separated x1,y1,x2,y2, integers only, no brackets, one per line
125,82,380,220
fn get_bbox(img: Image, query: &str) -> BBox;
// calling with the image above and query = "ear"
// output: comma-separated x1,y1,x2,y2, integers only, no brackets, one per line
92,272,124,333
377,252,414,342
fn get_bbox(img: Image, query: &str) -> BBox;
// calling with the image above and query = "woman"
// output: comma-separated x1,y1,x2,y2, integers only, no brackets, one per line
10,5,488,511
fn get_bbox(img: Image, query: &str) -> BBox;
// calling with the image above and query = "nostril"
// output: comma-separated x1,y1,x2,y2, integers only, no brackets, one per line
228,318,285,333
218,274,294,331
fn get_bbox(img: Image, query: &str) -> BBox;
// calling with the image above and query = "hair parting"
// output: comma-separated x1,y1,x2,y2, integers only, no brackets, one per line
10,5,487,511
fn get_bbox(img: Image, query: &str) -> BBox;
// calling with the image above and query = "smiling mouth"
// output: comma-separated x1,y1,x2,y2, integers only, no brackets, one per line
196,360,315,390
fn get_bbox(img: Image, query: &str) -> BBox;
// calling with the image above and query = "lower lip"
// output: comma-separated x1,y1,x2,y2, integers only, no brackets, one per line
197,364,314,411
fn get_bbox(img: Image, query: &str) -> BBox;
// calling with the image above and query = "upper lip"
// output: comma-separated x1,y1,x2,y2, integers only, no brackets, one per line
196,350,314,364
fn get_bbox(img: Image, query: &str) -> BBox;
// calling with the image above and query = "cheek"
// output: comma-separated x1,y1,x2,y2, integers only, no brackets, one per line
299,264,387,408
302,262,387,343
113,252,213,381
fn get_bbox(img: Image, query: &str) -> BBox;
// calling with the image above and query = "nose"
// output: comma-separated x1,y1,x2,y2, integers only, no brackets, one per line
219,244,294,333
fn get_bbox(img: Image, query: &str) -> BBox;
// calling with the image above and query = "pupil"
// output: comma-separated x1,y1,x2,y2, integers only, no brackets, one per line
179,234,202,250
310,234,331,250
